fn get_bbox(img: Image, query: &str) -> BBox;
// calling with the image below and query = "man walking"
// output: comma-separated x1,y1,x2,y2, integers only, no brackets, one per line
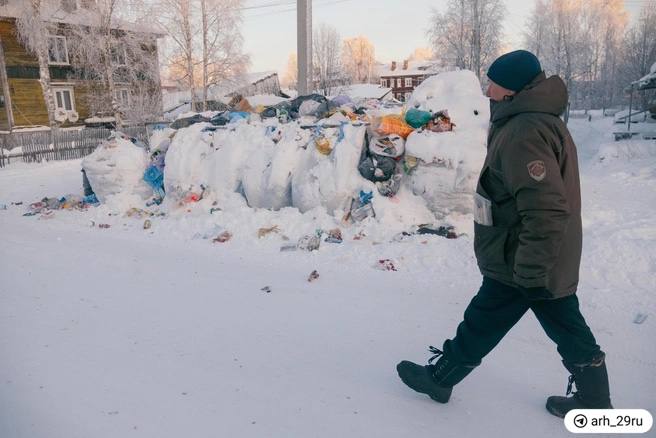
396,50,612,418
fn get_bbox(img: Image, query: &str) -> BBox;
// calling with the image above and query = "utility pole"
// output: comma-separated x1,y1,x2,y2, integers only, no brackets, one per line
297,0,312,95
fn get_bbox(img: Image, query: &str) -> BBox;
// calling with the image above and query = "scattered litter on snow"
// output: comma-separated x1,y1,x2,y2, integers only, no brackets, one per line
307,270,320,282
324,228,343,244
374,259,398,272
258,225,280,238
633,313,648,324
297,233,321,252
213,231,232,243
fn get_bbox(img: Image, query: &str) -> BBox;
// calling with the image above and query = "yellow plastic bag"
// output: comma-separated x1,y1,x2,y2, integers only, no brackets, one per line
315,136,333,155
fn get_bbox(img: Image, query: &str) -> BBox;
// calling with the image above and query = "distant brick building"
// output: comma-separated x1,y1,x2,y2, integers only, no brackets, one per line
378,60,450,102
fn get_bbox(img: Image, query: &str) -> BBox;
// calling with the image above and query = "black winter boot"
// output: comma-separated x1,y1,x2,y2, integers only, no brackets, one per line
396,346,479,403
546,352,613,418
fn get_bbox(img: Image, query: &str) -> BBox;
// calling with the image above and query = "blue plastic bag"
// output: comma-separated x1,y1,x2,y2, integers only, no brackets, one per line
143,165,165,198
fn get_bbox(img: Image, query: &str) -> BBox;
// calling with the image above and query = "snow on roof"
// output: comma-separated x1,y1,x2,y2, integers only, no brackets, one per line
246,94,288,107
0,1,163,36
634,64,656,90
207,71,279,100
378,60,447,78
330,84,392,100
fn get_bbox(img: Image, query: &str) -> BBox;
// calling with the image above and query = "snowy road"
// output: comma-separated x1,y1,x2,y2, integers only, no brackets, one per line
1,117,655,438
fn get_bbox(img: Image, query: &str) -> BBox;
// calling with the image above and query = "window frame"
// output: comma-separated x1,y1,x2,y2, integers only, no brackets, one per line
111,44,128,66
113,86,130,108
52,86,76,113
61,0,78,13
405,77,413,88
48,36,70,65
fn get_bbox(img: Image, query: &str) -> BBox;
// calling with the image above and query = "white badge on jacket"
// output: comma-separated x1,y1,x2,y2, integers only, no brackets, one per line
474,193,493,226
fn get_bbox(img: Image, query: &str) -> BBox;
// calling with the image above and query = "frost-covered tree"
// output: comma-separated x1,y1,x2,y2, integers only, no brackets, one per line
14,0,59,127
313,23,342,96
341,36,375,84
428,0,505,79
282,53,298,90
524,0,629,109
159,0,197,109
158,0,249,111
199,0,248,110
619,1,656,108
408,47,433,62
64,0,162,127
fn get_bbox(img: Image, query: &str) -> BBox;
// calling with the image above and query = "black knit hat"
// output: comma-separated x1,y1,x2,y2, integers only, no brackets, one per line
487,50,542,92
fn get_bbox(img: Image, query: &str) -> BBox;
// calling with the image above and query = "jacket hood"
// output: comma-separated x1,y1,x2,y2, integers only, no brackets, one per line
490,73,568,123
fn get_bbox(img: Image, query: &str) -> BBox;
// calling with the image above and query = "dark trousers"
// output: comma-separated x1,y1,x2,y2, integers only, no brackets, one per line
445,277,601,366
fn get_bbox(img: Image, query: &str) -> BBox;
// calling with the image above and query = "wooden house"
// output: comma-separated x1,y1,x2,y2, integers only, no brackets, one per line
378,60,450,102
0,0,163,131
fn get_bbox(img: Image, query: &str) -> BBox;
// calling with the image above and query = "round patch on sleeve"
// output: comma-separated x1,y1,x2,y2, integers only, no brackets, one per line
527,160,546,181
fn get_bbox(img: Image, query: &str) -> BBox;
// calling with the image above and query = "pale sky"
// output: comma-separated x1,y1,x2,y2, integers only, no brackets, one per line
240,0,644,76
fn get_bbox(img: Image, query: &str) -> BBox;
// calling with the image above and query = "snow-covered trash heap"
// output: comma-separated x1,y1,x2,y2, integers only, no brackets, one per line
80,70,489,233
403,70,489,217
81,132,154,208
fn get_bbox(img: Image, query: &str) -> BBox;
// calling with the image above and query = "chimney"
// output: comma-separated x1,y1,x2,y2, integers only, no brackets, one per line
403,59,408,70
391,61,397,71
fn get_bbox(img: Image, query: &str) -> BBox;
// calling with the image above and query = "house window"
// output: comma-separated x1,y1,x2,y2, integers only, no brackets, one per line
111,44,127,66
405,92,412,101
48,36,69,65
114,88,130,107
61,0,77,13
53,87,75,112
380,78,387,87
397,78,403,88
405,77,413,88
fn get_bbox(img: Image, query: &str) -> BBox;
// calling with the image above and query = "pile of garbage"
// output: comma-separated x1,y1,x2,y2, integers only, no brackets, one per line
79,70,489,234
23,194,99,219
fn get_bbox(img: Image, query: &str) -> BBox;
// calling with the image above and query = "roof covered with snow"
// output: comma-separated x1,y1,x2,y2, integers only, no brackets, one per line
0,0,163,35
633,63,656,90
633,62,656,90
207,71,279,101
329,84,392,100
378,60,449,78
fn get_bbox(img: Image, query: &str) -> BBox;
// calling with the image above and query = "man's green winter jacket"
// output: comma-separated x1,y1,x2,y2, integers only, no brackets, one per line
474,72,582,299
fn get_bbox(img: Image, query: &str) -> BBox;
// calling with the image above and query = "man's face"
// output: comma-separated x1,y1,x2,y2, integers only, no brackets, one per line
486,81,515,102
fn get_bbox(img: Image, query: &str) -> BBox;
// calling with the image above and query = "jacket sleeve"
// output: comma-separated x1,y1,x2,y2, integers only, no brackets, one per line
500,132,570,289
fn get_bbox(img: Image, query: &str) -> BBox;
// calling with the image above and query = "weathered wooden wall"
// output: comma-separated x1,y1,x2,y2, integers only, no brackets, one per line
0,19,49,127
0,18,162,129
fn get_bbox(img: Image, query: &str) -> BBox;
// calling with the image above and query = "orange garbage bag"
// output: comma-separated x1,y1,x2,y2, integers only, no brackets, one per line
375,114,414,139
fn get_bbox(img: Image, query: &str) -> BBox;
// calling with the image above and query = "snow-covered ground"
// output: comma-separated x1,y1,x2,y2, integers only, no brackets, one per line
1,115,654,438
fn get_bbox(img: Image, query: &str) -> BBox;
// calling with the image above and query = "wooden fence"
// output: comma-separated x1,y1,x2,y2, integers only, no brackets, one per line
0,126,150,168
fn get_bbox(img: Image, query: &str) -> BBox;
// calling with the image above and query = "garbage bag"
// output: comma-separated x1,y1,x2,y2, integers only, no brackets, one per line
171,114,210,130
405,108,433,128
331,95,352,107
210,111,230,126
299,99,321,117
368,134,405,158
289,94,328,118
375,114,414,139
